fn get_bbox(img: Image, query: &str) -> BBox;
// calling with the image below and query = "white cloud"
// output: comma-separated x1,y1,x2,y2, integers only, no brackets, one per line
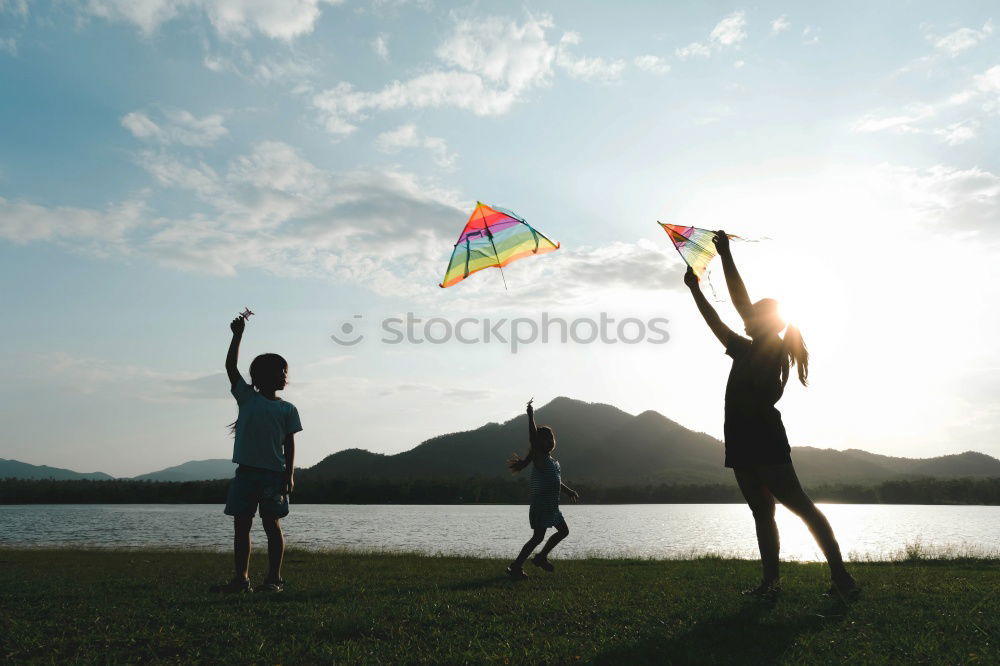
0,197,146,249
1,139,471,295
556,32,625,82
375,124,456,168
931,21,993,55
313,15,558,135
802,26,820,45
675,41,710,60
850,105,935,134
710,10,747,47
852,64,1000,141
633,55,670,75
933,120,978,145
0,37,15,55
121,109,228,147
83,0,342,40
0,0,28,17
372,33,389,60
770,15,790,35
676,10,747,60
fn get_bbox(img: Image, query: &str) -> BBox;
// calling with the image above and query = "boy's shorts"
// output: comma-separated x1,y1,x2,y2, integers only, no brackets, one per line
224,465,290,519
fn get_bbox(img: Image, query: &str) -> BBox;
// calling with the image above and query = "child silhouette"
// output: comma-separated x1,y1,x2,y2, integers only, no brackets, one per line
210,314,301,593
506,399,580,579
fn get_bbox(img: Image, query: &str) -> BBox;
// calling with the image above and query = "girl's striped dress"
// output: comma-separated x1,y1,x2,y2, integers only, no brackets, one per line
528,456,563,529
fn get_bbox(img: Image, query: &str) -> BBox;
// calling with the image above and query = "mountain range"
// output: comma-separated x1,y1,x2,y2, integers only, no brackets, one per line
4,397,1000,486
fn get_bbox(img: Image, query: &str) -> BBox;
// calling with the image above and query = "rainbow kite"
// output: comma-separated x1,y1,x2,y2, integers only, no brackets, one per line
440,202,560,288
658,223,738,278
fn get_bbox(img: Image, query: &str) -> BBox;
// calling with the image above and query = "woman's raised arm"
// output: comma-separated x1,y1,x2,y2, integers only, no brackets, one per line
685,267,736,347
714,231,754,324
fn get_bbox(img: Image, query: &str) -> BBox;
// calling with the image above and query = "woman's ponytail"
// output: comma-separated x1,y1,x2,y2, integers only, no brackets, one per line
783,324,809,387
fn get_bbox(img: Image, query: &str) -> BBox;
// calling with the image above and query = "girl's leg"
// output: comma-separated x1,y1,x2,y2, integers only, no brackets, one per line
233,514,253,580
513,528,547,567
538,518,569,558
759,464,853,585
261,517,285,582
733,467,780,584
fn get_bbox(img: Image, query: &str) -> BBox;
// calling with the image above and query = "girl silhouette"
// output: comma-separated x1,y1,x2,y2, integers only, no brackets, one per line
506,399,580,579
685,231,858,599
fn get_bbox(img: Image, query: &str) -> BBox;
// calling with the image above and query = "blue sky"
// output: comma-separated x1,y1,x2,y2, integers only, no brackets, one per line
1,1,998,476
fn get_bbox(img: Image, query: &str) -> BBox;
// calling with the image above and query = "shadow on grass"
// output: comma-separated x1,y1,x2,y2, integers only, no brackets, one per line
593,599,849,665
445,574,521,591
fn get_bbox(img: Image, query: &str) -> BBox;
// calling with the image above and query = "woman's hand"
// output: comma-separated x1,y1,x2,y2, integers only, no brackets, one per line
566,488,580,503
283,472,295,495
683,266,699,289
230,316,246,336
713,230,731,254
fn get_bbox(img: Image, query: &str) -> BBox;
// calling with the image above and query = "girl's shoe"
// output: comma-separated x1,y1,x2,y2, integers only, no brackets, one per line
530,554,555,572
506,563,528,580
258,578,286,592
209,577,252,593
741,580,781,601
824,577,861,600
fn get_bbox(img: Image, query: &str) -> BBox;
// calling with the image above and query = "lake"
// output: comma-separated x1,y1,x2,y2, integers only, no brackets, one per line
0,504,997,561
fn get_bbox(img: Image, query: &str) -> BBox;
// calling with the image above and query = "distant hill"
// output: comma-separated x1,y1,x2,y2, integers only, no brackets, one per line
304,397,1000,487
0,458,113,481
132,459,235,482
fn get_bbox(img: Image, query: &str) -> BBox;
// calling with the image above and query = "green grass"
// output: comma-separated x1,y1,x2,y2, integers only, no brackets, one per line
0,549,997,664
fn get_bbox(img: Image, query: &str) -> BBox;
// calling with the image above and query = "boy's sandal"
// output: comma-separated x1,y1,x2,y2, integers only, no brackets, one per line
209,577,253,594
530,554,555,572
506,564,528,580
258,578,286,592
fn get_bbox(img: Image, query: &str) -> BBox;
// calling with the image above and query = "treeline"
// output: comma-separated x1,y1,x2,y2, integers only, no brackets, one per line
2,475,999,505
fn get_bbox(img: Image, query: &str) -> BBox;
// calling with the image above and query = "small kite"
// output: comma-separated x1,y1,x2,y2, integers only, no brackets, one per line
239,307,254,321
658,223,739,278
440,202,560,289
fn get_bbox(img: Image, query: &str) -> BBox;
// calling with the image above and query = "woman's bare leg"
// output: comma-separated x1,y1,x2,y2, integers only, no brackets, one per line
734,467,780,583
759,464,854,585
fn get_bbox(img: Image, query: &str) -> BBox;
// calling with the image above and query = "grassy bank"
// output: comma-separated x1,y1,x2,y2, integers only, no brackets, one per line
0,549,997,664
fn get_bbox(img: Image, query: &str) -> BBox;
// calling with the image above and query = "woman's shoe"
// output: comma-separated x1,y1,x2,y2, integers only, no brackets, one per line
824,577,861,600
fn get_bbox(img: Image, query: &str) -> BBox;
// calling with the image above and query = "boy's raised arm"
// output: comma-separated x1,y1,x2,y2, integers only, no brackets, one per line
226,317,246,387
526,400,538,441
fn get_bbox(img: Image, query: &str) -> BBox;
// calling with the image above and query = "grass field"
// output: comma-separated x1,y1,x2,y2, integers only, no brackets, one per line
0,549,997,664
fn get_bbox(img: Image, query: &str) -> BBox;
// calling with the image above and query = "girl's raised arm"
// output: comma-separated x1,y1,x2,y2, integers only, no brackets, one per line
714,231,754,324
685,267,736,347
526,399,538,441
226,317,246,387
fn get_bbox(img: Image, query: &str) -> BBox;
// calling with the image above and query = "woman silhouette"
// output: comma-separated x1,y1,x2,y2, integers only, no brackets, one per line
684,231,858,599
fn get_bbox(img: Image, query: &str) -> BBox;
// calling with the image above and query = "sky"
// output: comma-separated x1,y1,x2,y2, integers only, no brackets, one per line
0,1,998,477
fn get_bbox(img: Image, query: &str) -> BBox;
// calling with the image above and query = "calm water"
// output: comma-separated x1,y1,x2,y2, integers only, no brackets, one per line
0,504,997,561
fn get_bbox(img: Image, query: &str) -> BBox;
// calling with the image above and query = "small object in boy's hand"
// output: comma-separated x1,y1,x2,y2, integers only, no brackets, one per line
239,307,254,320
527,397,533,406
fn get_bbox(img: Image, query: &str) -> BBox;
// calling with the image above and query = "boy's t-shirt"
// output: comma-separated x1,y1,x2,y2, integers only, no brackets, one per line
230,377,302,473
